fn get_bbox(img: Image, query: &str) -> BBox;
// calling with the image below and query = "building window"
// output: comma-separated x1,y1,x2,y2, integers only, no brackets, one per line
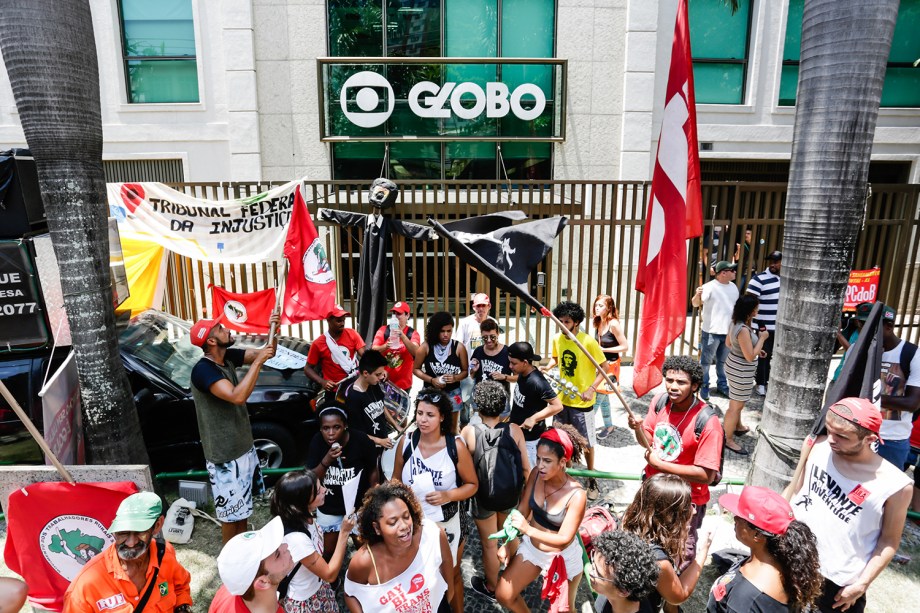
689,0,752,104
119,0,199,103
780,0,920,107
327,0,555,179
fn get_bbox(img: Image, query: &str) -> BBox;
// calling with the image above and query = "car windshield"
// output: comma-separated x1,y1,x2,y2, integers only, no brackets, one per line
119,311,201,390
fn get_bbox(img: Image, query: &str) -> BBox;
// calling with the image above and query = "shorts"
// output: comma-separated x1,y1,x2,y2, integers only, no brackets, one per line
446,389,463,414
281,583,337,613
554,405,597,448
516,535,584,578
470,497,513,521
206,446,264,523
315,509,359,535
525,440,539,468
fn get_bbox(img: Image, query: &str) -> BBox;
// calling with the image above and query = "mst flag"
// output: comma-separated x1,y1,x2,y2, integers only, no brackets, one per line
810,301,885,438
211,285,276,333
282,185,337,323
633,0,703,397
4,481,139,612
429,212,566,311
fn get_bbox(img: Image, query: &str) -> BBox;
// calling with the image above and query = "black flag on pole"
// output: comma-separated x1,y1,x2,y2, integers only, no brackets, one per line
809,301,885,438
428,213,567,311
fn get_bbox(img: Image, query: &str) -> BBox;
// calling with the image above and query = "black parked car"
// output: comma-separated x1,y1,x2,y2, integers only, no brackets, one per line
0,309,321,473
119,310,322,473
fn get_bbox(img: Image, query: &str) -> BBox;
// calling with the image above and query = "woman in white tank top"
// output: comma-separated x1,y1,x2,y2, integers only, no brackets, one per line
343,482,453,613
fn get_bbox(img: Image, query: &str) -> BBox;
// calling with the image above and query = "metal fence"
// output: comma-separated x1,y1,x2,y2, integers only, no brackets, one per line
159,180,920,360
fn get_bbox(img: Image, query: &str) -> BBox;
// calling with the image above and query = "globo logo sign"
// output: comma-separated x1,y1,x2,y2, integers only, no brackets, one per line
340,71,546,128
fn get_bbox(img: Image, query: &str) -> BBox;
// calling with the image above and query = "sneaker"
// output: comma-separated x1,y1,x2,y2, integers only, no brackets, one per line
700,387,710,401
716,387,731,398
755,385,767,396
587,478,600,501
597,426,614,440
470,575,497,603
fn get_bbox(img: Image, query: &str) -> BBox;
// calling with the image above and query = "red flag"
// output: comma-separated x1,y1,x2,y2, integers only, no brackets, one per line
283,185,337,323
633,0,703,397
211,285,277,333
3,481,138,612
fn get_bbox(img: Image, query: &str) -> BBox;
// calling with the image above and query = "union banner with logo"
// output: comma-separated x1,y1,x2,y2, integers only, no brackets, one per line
210,285,276,333
107,178,305,263
283,185,337,323
3,481,139,611
844,268,881,311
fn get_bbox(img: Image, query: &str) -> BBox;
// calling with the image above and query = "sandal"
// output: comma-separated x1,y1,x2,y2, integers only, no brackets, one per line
726,442,749,455
734,426,750,435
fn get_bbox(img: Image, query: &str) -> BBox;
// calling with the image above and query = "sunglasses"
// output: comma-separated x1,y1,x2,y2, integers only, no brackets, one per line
586,557,616,584
417,391,443,403
482,334,498,341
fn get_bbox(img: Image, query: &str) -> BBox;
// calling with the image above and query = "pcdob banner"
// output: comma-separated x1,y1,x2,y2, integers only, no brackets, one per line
844,268,881,311
107,179,305,263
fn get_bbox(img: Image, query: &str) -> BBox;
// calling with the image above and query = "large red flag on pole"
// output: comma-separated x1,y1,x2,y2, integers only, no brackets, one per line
633,0,703,397
282,185,337,323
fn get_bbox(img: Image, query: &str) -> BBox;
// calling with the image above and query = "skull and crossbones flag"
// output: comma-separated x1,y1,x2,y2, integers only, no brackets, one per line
428,212,567,311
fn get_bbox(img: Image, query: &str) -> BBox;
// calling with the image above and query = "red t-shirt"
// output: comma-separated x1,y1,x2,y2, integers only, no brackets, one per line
910,417,920,450
372,325,421,390
208,586,282,613
306,328,365,383
642,394,724,505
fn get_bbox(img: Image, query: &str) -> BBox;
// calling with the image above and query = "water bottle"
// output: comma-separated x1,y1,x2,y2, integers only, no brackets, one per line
388,314,401,349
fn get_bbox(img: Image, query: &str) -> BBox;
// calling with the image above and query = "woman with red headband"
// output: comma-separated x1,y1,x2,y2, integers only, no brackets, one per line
495,425,588,613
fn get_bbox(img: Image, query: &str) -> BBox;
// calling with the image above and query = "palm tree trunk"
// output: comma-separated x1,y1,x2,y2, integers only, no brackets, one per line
749,0,899,491
0,0,148,464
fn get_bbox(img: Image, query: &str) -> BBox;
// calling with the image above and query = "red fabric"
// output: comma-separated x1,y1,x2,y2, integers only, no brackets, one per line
910,417,920,450
208,586,283,613
642,395,723,505
282,185,337,323
210,285,276,333
541,554,569,612
372,325,420,390
3,481,139,612
633,0,702,397
306,328,365,383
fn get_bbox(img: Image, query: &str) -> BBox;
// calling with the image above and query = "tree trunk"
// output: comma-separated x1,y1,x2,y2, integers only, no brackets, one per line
0,0,148,464
749,0,898,491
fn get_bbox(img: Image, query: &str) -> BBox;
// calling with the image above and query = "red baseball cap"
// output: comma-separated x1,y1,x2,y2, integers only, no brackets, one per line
327,304,351,318
471,293,491,306
829,397,883,439
190,315,224,348
719,486,793,536
390,301,410,314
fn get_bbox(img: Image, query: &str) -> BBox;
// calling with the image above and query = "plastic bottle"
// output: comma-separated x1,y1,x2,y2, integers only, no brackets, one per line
388,314,401,349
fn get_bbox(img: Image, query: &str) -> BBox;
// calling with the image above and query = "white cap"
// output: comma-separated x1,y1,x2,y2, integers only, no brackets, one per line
217,516,284,595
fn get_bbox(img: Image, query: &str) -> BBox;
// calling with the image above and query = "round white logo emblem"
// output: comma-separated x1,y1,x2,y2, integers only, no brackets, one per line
39,515,113,580
653,422,684,462
223,300,248,324
303,238,335,284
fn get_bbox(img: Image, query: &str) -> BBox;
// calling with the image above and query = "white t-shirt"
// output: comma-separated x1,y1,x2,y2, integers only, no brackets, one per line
700,280,739,335
283,525,325,601
792,440,911,585
454,314,497,357
879,339,920,440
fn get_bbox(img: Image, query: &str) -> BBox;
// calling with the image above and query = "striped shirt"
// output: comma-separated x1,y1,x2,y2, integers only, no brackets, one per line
746,269,780,330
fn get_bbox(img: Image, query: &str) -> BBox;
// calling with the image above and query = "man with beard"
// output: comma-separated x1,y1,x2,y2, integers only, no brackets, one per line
190,315,277,543
64,492,192,613
211,517,293,613
790,398,911,613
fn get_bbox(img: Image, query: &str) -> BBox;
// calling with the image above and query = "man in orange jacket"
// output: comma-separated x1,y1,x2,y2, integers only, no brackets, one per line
64,492,192,613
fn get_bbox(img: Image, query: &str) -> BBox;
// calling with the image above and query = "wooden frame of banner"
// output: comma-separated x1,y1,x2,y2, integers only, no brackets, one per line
0,379,75,484
543,309,652,450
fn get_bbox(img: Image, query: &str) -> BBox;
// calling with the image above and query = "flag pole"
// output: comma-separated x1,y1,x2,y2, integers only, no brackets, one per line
267,258,289,345
541,308,651,450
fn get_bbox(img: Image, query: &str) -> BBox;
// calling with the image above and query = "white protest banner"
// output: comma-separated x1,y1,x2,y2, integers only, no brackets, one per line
265,345,308,371
107,178,305,263
38,352,85,465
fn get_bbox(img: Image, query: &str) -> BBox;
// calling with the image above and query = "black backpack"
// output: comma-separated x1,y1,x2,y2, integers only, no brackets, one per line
654,393,725,486
384,325,415,341
402,429,461,518
472,422,524,512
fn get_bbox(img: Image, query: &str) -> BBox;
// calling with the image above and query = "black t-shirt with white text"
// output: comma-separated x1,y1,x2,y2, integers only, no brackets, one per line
305,430,377,516
471,345,512,392
510,369,557,441
344,381,391,438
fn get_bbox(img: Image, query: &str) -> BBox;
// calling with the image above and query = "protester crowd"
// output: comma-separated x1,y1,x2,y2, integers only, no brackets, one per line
14,271,911,613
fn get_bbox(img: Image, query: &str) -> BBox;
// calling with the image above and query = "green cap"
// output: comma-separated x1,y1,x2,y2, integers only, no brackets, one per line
109,492,162,533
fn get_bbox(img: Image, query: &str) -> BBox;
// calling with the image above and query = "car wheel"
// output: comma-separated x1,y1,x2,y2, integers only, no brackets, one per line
251,422,296,470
